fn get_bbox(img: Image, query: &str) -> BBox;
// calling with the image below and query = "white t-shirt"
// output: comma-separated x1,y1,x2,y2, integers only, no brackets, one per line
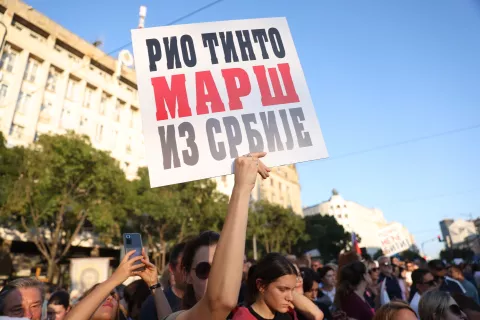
322,287,336,303
410,292,421,318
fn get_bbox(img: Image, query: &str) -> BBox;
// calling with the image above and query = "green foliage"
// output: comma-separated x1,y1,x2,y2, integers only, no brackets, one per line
0,132,130,281
295,214,351,262
248,200,306,254
440,248,475,262
126,167,228,268
0,132,25,207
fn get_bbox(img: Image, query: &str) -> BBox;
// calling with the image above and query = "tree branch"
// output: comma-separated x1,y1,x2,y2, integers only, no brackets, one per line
57,210,87,262
21,216,50,259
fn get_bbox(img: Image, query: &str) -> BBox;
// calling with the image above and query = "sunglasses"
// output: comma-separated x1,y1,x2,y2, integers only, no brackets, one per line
193,261,211,280
448,304,463,316
369,268,379,273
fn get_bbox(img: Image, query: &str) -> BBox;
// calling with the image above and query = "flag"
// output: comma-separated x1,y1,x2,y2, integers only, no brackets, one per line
351,232,361,255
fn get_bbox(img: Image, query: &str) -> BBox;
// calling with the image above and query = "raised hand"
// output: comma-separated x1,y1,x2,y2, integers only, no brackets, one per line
234,152,270,190
110,250,144,286
134,248,159,287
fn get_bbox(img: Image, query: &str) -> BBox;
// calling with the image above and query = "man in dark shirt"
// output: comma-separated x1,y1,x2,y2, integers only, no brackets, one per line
140,242,186,319
428,260,465,295
377,256,403,301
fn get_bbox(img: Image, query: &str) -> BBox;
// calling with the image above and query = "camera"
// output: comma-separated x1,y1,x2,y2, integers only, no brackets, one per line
126,235,131,239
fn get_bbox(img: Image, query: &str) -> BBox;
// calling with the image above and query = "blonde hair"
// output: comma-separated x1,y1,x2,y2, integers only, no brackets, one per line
418,289,451,320
373,301,416,320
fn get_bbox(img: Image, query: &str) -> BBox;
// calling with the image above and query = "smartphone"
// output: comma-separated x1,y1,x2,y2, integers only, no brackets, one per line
123,233,145,271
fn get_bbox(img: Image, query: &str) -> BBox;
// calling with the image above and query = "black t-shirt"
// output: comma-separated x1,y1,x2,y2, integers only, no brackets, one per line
140,287,182,320
246,306,292,320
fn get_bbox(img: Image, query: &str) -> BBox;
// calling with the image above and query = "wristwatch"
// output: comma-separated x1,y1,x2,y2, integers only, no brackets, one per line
149,282,162,292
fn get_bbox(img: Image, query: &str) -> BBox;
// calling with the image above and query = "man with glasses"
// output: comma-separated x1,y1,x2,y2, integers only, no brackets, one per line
377,256,403,302
428,259,465,295
409,269,438,317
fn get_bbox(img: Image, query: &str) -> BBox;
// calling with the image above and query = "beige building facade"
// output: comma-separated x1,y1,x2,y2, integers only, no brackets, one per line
304,189,415,253
0,0,304,214
0,0,145,179
215,164,303,216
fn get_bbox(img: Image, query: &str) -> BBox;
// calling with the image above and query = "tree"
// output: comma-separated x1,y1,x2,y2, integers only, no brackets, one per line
126,168,229,269
0,133,130,282
0,132,24,207
248,200,306,254
399,249,423,261
295,214,351,262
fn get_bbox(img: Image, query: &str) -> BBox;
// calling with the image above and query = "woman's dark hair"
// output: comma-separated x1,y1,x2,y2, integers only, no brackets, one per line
318,266,334,282
300,267,317,293
48,290,70,310
246,252,298,305
123,280,150,320
334,261,367,309
181,230,220,310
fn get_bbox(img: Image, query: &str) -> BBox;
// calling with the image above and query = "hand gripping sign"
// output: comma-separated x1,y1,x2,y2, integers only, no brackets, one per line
131,18,328,187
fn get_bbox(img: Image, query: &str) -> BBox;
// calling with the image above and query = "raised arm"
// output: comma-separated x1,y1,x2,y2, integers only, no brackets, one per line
179,153,270,320
292,291,324,320
65,250,143,320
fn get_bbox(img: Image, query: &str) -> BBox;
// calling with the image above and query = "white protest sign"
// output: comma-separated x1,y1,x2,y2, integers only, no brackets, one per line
70,258,110,300
378,223,412,256
131,18,328,187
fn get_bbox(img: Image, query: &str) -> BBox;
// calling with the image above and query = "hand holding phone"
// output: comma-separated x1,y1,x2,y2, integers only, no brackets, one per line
123,233,145,271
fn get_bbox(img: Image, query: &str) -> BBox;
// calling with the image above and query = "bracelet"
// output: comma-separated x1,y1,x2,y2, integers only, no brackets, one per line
149,283,162,292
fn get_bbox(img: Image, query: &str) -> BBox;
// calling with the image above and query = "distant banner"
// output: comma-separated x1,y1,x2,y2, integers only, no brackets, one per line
70,258,109,300
378,223,412,256
131,18,328,187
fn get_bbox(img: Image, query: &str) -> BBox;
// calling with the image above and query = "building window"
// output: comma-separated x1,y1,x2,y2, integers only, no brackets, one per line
112,130,118,149
95,124,103,142
115,100,124,122
39,100,53,123
129,108,136,128
9,124,24,139
79,116,88,127
60,107,72,128
24,58,40,82
83,87,95,108
1,47,18,72
126,136,132,154
15,91,31,114
66,78,79,101
345,214,349,218
337,205,341,209
0,84,8,104
46,68,59,91
99,92,108,115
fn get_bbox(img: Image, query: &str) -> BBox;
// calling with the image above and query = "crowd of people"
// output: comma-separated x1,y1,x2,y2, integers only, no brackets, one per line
0,153,480,320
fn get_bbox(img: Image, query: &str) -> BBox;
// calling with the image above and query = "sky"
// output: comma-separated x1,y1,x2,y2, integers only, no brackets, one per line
24,0,480,258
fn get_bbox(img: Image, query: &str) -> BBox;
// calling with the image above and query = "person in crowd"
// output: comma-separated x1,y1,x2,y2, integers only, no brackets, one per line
428,260,466,295
452,292,480,320
65,246,171,320
409,268,437,317
377,256,403,302
460,263,475,286
141,242,186,319
123,279,150,320
318,266,336,304
47,290,71,320
0,277,44,320
156,153,271,320
365,261,380,310
418,289,467,320
472,264,480,289
334,261,374,320
311,259,322,273
405,261,415,288
392,265,407,301
372,301,417,320
301,268,332,320
231,253,323,320
338,252,360,272
449,265,479,303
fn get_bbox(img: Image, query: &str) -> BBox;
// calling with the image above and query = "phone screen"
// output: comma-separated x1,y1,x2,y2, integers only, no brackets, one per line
123,233,145,270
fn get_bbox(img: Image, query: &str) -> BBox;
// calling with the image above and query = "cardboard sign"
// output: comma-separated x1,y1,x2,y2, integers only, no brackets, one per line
378,223,412,256
70,258,110,301
131,18,328,187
